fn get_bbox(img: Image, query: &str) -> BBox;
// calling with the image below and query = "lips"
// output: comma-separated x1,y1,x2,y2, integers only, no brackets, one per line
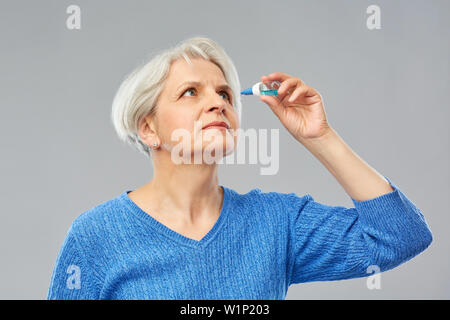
202,121,230,130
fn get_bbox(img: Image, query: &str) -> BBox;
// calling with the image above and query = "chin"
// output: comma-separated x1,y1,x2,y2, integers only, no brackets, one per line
187,143,233,163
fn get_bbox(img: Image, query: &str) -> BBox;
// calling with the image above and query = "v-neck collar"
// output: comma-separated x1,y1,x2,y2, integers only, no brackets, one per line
118,185,231,249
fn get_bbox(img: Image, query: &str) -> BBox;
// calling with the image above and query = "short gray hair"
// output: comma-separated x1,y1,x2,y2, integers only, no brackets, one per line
111,36,242,159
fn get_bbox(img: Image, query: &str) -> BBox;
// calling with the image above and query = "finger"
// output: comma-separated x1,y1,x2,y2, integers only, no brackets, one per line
259,94,285,120
288,85,307,102
289,85,320,103
260,74,280,83
305,85,319,97
263,72,292,83
278,78,301,97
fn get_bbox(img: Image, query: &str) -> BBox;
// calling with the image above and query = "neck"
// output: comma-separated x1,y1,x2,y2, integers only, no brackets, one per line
144,149,223,225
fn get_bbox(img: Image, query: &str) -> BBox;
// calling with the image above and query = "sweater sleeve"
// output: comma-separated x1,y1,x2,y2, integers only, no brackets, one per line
282,176,433,285
47,222,101,300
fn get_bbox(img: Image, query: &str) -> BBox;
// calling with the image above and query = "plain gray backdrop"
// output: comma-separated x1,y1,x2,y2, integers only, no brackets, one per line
0,0,448,299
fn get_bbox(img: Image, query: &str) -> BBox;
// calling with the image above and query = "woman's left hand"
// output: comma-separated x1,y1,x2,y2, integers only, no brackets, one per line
259,72,331,142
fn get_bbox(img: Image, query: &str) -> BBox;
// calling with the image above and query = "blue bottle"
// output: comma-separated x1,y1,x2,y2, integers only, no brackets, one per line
240,81,281,96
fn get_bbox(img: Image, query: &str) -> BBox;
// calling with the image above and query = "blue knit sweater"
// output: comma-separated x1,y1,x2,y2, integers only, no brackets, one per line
47,176,432,300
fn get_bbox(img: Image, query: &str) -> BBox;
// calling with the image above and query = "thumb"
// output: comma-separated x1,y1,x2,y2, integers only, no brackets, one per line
259,95,285,120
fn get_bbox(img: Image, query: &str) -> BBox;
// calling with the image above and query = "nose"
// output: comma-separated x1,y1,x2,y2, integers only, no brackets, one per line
207,103,225,114
205,90,226,114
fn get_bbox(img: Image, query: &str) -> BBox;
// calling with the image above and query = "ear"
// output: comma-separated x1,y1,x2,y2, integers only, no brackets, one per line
138,114,159,147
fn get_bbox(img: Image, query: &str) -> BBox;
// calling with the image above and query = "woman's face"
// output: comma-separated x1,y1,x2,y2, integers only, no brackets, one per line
148,57,239,163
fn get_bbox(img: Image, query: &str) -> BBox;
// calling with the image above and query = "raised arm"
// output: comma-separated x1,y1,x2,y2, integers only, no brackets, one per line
259,72,432,284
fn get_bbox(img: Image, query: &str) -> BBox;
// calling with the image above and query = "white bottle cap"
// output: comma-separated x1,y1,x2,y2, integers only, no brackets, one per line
252,82,261,96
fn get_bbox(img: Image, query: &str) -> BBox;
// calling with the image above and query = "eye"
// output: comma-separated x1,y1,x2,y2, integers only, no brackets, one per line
180,87,232,104
181,88,196,97
219,91,231,102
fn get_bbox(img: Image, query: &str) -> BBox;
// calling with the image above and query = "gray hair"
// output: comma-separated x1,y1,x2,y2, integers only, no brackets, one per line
111,36,242,159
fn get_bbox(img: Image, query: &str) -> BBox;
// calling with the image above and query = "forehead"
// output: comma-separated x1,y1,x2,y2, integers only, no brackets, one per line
166,57,227,88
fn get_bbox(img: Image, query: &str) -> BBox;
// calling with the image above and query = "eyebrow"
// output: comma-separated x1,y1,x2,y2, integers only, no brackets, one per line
175,81,232,94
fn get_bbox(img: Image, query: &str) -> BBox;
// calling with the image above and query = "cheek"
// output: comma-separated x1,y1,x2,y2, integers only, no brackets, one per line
229,109,240,130
160,110,193,132
158,109,195,138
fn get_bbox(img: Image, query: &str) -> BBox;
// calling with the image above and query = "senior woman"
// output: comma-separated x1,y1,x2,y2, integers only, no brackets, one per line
47,37,432,300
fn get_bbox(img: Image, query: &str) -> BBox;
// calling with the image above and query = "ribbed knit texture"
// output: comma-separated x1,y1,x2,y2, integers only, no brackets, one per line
47,176,432,300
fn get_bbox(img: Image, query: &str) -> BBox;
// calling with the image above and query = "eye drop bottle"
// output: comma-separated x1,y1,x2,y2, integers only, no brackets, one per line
240,80,281,96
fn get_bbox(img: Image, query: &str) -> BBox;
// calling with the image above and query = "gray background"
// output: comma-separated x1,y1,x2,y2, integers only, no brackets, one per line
0,0,448,299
